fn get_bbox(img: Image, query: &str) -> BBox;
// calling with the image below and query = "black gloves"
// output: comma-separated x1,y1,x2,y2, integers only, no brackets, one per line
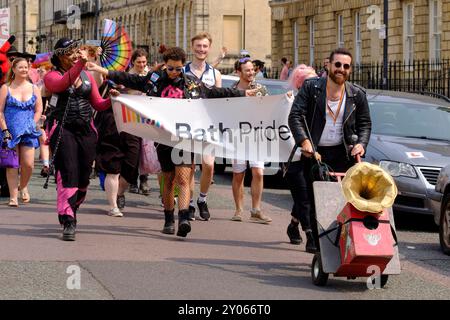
2,129,12,142
7,35,15,44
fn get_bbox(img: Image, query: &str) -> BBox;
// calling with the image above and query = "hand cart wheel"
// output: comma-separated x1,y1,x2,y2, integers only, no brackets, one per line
311,252,329,286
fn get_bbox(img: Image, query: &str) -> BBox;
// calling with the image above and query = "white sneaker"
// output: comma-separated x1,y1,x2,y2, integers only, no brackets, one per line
108,207,123,217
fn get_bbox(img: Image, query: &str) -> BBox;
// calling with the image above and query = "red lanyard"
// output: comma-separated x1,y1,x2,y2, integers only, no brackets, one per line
326,86,345,124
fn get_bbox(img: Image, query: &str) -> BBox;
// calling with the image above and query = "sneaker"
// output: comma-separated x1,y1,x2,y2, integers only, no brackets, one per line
129,184,139,194
108,207,123,217
40,166,50,178
287,220,303,245
249,209,272,224
231,211,243,222
305,230,318,253
139,182,150,196
188,205,196,221
139,175,150,195
197,200,210,221
117,194,126,210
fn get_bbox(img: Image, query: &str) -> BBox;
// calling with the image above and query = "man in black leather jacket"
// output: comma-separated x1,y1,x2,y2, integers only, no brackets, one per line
287,47,371,253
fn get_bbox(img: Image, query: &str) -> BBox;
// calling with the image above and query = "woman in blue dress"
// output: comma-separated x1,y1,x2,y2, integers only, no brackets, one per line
0,57,43,206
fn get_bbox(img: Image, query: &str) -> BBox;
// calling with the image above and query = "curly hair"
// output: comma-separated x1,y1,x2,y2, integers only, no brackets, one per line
162,47,186,63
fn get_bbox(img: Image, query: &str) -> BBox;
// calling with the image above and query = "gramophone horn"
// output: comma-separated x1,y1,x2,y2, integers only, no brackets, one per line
341,162,398,214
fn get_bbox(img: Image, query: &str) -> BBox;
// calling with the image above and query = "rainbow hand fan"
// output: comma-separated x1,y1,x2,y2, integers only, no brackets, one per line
100,19,132,71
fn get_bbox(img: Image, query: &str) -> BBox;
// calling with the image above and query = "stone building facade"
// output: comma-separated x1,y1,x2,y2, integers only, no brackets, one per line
270,0,449,68
0,0,39,53
38,0,272,68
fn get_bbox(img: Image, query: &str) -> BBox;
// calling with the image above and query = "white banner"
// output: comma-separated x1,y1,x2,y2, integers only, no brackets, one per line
112,94,302,163
0,8,9,47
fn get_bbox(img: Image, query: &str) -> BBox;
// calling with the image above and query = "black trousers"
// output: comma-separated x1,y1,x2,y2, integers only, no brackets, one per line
49,120,97,221
286,144,355,246
285,160,312,231
312,145,355,246
0,168,9,197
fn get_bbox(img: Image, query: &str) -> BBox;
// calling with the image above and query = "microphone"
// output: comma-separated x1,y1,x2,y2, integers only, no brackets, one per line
351,134,361,163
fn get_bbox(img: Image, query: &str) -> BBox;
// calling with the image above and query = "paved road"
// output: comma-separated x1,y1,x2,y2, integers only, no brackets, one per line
0,164,449,300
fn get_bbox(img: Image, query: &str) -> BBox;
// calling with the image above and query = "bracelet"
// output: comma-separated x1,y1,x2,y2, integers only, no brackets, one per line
2,128,8,133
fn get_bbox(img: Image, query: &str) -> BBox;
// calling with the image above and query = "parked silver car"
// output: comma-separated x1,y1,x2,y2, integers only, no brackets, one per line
365,90,450,217
433,165,450,255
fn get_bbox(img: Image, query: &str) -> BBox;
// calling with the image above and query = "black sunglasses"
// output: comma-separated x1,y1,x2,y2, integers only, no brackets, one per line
334,61,351,70
166,66,183,72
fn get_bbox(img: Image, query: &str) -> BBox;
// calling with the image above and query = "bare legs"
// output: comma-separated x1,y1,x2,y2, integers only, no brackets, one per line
7,145,34,205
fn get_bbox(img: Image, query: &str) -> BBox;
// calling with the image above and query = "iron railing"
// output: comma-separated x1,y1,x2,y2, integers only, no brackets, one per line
350,59,450,99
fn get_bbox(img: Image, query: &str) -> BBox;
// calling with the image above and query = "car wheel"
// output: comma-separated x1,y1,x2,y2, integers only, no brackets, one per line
439,193,450,255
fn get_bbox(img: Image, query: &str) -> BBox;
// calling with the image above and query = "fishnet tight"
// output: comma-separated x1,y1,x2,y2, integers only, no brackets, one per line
162,166,192,211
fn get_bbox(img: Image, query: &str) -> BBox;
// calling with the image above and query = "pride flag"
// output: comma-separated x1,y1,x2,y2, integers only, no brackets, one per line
103,19,117,38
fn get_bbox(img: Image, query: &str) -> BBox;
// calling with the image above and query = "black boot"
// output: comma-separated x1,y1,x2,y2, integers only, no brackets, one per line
177,209,191,237
287,220,302,245
61,215,76,241
162,209,175,234
305,230,318,253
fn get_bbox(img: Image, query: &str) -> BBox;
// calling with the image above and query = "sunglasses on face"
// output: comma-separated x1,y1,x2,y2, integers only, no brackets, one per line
166,66,183,72
334,61,351,70
64,50,77,57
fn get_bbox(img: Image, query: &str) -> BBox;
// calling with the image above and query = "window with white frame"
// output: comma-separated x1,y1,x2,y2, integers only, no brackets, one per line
429,0,441,62
337,14,344,48
175,7,180,47
309,17,314,66
355,11,362,66
183,6,188,50
292,19,298,66
403,3,414,64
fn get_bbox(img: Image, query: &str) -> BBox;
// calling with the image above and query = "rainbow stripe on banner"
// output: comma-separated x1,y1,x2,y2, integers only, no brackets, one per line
121,104,163,128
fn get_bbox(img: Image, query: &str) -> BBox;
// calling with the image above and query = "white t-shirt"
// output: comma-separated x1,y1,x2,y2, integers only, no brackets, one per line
318,92,346,146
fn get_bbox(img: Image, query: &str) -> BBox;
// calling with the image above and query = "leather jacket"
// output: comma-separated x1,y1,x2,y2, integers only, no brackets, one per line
288,76,372,158
47,71,93,125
